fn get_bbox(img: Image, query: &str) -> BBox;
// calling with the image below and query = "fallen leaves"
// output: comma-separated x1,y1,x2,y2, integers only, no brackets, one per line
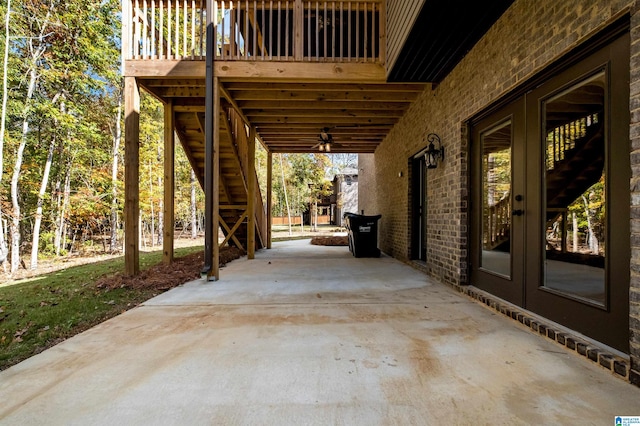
94,247,244,291
310,236,348,246
13,325,31,343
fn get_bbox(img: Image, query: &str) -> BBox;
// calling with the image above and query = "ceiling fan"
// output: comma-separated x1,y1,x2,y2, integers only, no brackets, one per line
303,124,392,152
310,127,340,152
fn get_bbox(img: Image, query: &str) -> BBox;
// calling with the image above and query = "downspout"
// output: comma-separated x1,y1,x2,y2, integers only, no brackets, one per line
202,0,215,278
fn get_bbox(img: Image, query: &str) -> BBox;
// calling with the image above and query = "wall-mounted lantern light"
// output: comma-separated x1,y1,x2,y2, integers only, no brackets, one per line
424,133,444,169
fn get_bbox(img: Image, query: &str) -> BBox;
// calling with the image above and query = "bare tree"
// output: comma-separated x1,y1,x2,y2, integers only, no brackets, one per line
190,169,197,238
30,129,56,269
110,92,122,252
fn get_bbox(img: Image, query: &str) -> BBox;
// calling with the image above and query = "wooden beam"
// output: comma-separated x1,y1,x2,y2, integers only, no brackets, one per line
230,90,420,102
267,151,273,249
247,126,256,259
219,212,248,249
236,100,412,110
252,116,398,125
220,204,248,209
124,60,387,82
224,82,427,92
163,100,175,265
155,87,206,97
143,78,205,87
174,105,206,112
244,109,405,119
124,76,140,276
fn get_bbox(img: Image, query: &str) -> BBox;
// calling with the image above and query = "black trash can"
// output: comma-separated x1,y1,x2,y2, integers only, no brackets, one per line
343,212,382,257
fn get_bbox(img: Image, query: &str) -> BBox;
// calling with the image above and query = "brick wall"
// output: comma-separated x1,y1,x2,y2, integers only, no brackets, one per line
360,0,640,382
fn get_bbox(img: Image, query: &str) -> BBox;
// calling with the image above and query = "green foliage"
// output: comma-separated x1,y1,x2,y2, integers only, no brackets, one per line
270,153,331,217
0,0,204,259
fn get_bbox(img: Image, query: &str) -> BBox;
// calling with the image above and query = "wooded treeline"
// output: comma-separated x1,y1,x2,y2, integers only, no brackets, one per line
0,0,203,276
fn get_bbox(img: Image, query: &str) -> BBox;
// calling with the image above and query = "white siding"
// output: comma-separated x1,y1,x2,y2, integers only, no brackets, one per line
386,0,425,76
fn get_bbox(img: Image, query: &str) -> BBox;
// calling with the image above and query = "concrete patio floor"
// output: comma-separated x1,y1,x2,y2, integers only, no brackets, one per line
1,239,639,425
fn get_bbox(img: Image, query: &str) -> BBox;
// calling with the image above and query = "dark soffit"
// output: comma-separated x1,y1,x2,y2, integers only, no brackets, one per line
387,1,514,83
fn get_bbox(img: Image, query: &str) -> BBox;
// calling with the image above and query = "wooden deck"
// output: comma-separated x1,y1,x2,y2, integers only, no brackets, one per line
122,0,427,278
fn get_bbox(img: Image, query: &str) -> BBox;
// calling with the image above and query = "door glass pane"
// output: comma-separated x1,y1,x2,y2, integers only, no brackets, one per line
543,72,606,305
481,122,512,277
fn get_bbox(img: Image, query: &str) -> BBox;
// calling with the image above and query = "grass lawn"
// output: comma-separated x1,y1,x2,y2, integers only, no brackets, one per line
0,245,202,371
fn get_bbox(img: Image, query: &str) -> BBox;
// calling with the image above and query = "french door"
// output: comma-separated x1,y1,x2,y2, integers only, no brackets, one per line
470,33,629,352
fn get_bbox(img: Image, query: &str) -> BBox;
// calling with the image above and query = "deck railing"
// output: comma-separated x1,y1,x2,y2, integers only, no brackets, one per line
122,0,384,62
483,195,510,251
545,113,600,171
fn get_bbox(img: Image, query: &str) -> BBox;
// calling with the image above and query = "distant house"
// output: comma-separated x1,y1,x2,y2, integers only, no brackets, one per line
331,170,358,227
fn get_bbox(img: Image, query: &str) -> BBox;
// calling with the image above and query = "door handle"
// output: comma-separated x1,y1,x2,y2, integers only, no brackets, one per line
512,209,524,216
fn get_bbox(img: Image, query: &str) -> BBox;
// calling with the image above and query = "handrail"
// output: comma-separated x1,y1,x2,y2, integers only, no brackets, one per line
483,195,510,250
122,0,384,63
546,113,600,171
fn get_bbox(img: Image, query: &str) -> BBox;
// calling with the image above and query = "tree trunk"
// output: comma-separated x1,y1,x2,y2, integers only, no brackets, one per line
10,67,37,273
572,212,578,253
53,177,63,254
0,217,7,266
582,194,599,254
30,136,56,269
55,161,72,256
279,154,292,236
9,8,49,273
149,161,155,247
0,0,10,181
158,175,164,246
191,170,197,239
110,94,122,252
0,1,10,264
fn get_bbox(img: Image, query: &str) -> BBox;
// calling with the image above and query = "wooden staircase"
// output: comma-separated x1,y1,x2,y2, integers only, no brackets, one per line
174,102,266,253
483,114,603,251
546,118,604,218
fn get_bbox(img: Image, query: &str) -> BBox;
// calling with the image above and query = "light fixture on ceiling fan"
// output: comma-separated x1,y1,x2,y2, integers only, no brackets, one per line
313,127,334,152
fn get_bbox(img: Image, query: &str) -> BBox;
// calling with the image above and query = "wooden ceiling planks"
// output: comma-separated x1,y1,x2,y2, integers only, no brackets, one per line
139,76,427,154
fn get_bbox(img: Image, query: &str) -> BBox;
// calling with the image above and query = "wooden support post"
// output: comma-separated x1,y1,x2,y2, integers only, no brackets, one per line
163,100,175,264
124,76,140,276
247,127,256,259
267,151,273,249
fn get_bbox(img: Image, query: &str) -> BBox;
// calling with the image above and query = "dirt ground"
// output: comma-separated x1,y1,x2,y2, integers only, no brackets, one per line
95,246,243,291
310,235,348,246
1,232,343,287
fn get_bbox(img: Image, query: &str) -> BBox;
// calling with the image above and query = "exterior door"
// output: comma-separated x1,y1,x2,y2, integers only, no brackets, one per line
470,99,526,306
412,156,427,261
523,34,629,352
470,32,629,352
